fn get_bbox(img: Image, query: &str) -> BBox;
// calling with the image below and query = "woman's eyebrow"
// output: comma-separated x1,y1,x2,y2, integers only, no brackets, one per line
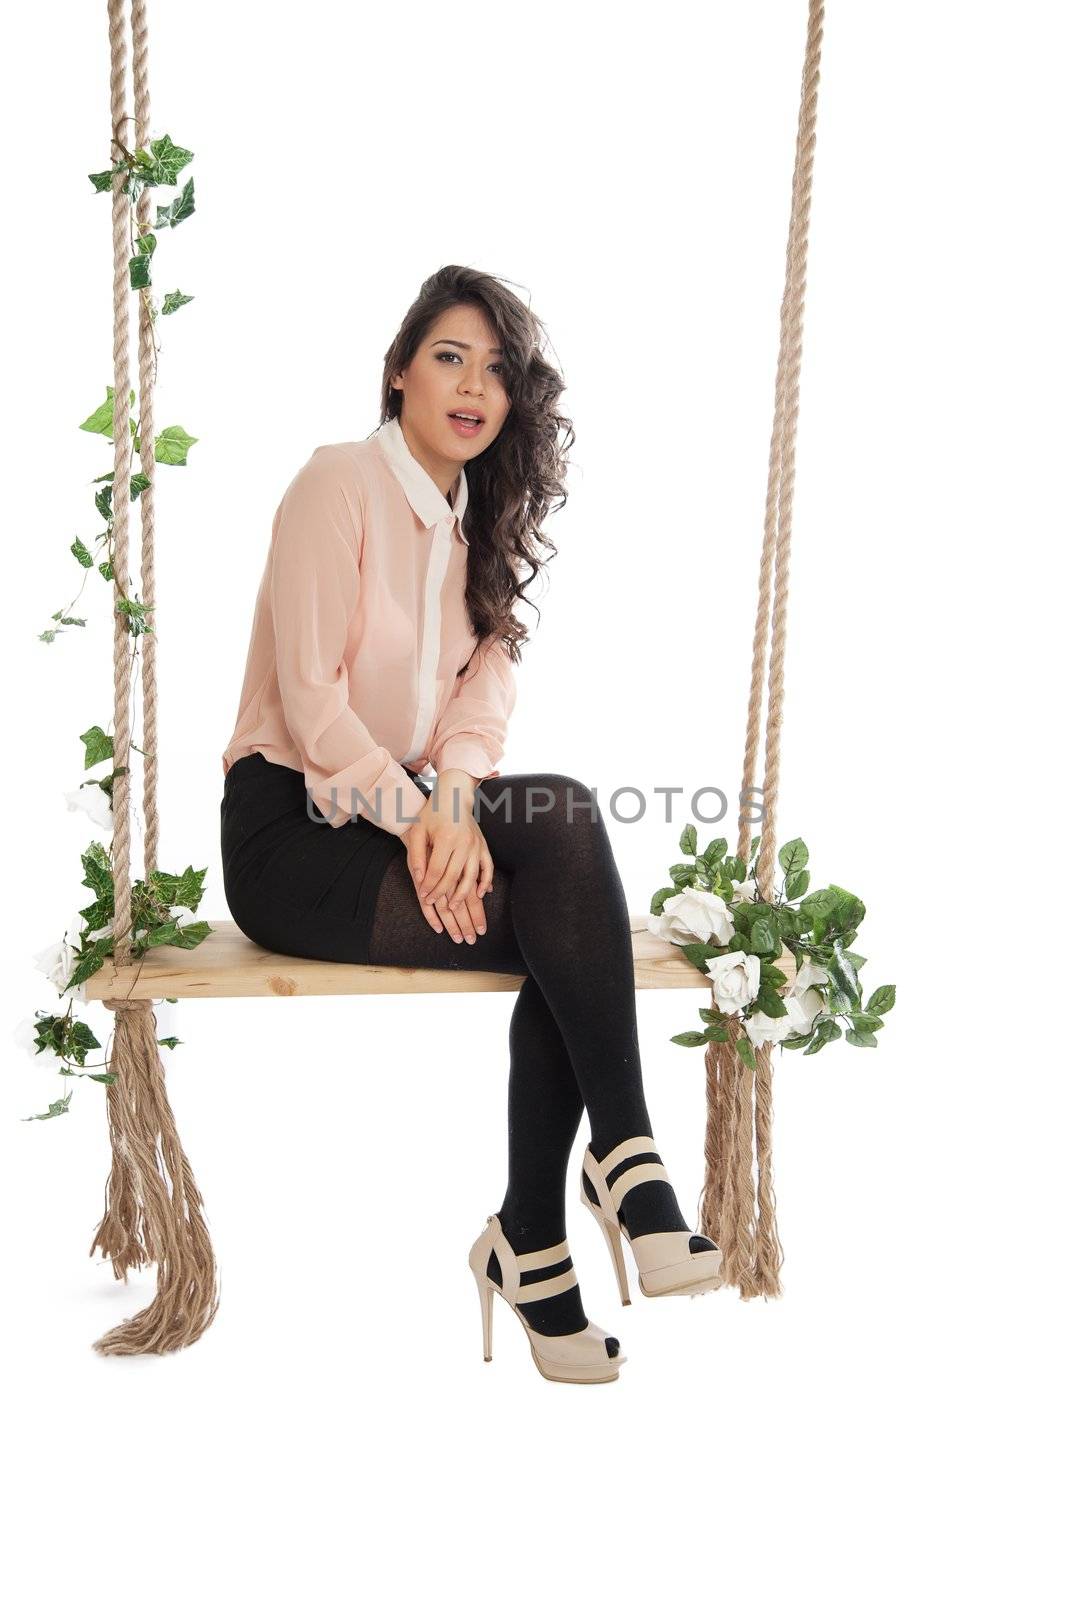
431,338,505,356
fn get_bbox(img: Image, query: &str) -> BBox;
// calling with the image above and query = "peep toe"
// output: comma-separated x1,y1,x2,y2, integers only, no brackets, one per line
580,1135,724,1301
468,1214,627,1384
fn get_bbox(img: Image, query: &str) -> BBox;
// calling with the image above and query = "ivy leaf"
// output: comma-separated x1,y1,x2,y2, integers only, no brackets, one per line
88,1072,117,1084
150,865,207,912
79,386,136,439
80,724,113,769
154,425,198,466
129,253,151,291
157,1036,182,1050
71,536,94,568
140,133,195,187
161,289,195,315
24,1092,74,1122
156,176,195,229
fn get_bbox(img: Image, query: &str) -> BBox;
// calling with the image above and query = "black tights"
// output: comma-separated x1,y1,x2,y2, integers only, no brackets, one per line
366,773,686,1254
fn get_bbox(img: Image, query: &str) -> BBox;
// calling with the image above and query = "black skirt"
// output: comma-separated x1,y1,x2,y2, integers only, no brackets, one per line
220,751,431,965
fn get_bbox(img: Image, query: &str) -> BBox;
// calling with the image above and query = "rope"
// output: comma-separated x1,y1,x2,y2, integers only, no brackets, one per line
700,0,826,1298
132,0,160,878
90,0,218,1356
107,0,136,961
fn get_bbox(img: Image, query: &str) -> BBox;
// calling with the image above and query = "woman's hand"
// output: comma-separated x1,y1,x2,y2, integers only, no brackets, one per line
402,770,494,943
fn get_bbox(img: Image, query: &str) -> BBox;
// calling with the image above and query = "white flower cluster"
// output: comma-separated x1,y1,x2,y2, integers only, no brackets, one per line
646,886,830,1050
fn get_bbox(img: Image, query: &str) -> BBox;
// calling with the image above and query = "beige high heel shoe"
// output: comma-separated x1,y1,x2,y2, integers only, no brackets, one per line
580,1135,724,1301
468,1214,627,1384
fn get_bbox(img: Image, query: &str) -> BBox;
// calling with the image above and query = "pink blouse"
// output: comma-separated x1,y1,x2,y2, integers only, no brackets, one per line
221,415,517,837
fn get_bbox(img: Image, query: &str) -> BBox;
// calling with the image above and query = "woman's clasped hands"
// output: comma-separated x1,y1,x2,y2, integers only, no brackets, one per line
402,770,493,943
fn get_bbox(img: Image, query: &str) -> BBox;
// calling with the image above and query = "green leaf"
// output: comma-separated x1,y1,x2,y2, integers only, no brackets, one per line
80,724,113,769
98,559,115,581
850,1013,884,1035
750,917,776,954
845,1028,878,1048
698,838,728,869
157,1036,182,1050
79,386,136,439
24,1091,74,1122
149,865,207,912
778,838,809,874
154,424,198,466
88,167,121,193
784,868,810,900
679,940,717,973
71,536,94,568
161,289,195,315
671,1030,710,1047
143,132,194,185
156,176,195,229
65,947,104,991
735,1035,757,1073
88,1072,117,1084
129,253,152,290
827,939,862,1007
679,823,697,856
800,887,839,920
755,983,788,1019
867,984,896,1015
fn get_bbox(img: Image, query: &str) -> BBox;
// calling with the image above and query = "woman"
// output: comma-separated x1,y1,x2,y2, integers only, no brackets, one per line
220,264,722,1385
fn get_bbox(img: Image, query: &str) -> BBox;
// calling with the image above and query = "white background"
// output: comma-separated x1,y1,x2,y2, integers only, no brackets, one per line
1,2,1060,1595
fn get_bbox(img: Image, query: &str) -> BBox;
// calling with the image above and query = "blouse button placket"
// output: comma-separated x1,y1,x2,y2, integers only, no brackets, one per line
402,514,456,765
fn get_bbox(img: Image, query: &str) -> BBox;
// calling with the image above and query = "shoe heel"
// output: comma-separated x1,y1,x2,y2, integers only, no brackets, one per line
474,1269,494,1361
586,1199,631,1306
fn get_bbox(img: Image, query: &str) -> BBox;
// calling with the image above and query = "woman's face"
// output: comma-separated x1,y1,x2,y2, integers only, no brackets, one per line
391,304,510,469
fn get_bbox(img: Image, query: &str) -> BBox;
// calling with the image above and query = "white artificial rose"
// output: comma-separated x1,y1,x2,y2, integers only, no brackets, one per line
647,887,736,948
63,782,114,833
704,950,762,1015
86,921,114,942
743,1008,796,1050
732,878,758,903
793,960,831,998
783,991,825,1038
33,917,88,1001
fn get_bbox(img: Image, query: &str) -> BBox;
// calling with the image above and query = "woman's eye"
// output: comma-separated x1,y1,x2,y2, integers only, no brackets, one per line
435,351,505,375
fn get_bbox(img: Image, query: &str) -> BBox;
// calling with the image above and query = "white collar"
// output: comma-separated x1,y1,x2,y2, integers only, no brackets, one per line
374,415,470,543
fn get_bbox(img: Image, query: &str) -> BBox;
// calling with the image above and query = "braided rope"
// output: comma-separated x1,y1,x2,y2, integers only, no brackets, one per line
700,0,825,1298
90,0,218,1355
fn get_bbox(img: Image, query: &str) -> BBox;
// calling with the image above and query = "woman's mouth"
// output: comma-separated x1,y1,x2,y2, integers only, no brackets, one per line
447,412,485,438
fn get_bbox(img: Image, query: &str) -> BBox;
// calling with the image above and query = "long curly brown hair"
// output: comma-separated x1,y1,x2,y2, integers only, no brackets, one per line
377,265,572,664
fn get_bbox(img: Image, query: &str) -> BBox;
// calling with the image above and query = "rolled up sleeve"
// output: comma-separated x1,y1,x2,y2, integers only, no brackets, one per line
270,448,428,836
428,633,518,782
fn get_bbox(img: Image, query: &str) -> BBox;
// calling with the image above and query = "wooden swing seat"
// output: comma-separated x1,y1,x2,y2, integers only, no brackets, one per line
82,914,796,1001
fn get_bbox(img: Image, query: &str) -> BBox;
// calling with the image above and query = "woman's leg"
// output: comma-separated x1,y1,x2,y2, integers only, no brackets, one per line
367,772,711,1327
368,852,590,1336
